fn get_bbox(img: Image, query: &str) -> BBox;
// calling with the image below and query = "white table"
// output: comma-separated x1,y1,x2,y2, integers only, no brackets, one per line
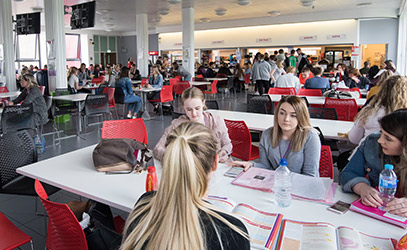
16,146,405,241
207,109,353,140
189,81,212,86
205,77,228,81
133,87,161,120
0,91,21,99
131,80,142,85
52,93,89,135
268,94,366,107
82,85,99,94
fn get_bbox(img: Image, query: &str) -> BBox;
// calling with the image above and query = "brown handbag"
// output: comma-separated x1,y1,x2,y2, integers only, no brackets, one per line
92,138,150,173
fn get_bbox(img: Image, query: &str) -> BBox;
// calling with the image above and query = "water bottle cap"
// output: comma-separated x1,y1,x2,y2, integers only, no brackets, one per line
384,164,394,170
279,159,287,166
148,166,156,173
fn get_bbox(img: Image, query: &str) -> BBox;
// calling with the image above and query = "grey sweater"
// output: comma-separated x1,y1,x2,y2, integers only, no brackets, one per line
254,127,321,176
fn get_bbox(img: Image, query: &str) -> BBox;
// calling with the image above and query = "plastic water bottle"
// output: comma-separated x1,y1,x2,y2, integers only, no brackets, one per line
378,164,398,209
274,159,292,207
33,135,43,155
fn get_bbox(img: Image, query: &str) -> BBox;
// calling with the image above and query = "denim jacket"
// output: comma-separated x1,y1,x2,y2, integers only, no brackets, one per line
340,132,391,193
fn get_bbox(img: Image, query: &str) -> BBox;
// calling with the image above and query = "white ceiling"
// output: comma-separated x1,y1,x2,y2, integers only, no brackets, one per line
11,0,401,33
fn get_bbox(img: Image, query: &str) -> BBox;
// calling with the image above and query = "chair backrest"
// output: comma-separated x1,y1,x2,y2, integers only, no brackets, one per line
169,78,178,88
39,86,45,95
268,87,296,95
0,130,37,188
174,76,182,81
34,179,88,250
0,86,9,93
224,119,252,161
159,85,174,103
244,73,251,84
84,94,109,116
101,119,148,144
173,81,190,95
205,100,219,110
91,76,105,84
204,80,217,94
114,87,125,104
309,107,338,120
297,88,322,96
1,104,35,134
248,95,272,114
319,145,334,179
102,87,116,108
216,73,227,78
324,98,358,121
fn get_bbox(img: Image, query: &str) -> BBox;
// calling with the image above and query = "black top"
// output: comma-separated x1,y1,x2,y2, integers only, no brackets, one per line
218,66,232,75
345,76,371,89
124,192,250,250
206,68,217,78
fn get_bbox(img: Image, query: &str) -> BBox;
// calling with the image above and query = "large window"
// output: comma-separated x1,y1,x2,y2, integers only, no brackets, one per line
65,33,81,68
15,34,41,70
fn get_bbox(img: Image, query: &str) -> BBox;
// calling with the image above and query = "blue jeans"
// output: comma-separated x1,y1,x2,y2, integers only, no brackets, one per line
184,75,192,82
124,94,142,114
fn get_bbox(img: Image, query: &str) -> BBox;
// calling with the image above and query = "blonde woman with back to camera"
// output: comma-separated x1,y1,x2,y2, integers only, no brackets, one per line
121,122,250,250
153,87,232,163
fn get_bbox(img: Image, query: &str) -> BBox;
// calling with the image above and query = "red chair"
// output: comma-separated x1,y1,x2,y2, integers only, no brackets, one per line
0,212,33,250
169,78,178,87
174,76,182,81
297,89,322,96
39,86,45,95
268,87,296,95
244,73,251,84
224,119,259,161
149,85,174,120
0,86,9,102
35,179,88,250
324,98,358,121
91,76,105,84
173,81,190,95
102,87,117,118
141,78,149,87
101,118,148,144
203,80,218,98
336,87,361,98
319,145,334,179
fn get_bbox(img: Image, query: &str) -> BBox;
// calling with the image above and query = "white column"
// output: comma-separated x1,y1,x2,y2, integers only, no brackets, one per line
182,7,194,77
0,0,17,91
44,0,67,91
136,14,149,77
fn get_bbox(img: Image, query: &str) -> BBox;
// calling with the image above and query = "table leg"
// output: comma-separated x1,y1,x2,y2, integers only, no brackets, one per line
141,92,151,120
77,101,82,135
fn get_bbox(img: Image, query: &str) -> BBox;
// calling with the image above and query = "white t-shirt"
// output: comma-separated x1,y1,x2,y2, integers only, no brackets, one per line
275,73,301,91
68,75,79,89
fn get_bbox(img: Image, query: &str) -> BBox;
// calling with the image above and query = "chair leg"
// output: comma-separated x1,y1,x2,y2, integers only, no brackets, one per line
159,103,163,120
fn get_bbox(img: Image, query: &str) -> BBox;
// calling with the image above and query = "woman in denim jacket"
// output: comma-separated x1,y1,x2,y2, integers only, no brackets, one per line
341,109,407,217
115,67,142,119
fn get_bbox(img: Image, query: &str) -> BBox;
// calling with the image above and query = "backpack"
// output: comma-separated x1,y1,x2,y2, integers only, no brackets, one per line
323,89,354,99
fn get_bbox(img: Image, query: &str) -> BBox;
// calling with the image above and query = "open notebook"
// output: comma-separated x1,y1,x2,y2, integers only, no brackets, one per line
207,195,283,249
275,219,396,250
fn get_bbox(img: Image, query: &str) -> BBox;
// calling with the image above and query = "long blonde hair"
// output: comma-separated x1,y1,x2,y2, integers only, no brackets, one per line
121,122,248,250
67,66,78,81
272,96,312,152
355,75,407,126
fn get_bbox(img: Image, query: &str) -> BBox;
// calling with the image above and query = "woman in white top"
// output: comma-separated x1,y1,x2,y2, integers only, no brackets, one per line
349,75,407,145
271,59,286,84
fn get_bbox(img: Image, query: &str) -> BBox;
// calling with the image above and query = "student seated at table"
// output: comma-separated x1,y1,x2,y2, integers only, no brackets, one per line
304,66,330,94
205,62,217,78
232,96,321,176
275,66,301,92
349,75,407,145
8,74,48,127
146,65,163,99
341,109,407,217
153,87,232,163
172,61,192,81
115,67,142,119
67,66,91,94
92,64,101,78
130,63,141,80
121,122,250,250
78,63,91,86
298,67,313,85
345,68,371,89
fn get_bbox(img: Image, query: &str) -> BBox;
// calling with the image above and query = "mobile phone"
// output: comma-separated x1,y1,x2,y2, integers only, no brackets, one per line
327,200,351,214
224,166,243,178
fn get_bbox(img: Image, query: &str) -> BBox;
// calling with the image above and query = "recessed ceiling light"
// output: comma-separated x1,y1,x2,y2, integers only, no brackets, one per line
31,7,43,12
357,2,372,7
168,0,181,4
105,23,115,27
13,0,24,2
215,8,227,16
267,11,281,17
96,9,110,15
100,17,112,23
158,8,170,15
200,18,210,23
300,0,314,7
236,0,251,6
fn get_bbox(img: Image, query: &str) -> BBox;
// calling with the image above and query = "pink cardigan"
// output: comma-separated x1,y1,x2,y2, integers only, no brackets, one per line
153,112,233,161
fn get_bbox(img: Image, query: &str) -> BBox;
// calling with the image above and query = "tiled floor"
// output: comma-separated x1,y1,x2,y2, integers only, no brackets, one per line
0,91,249,249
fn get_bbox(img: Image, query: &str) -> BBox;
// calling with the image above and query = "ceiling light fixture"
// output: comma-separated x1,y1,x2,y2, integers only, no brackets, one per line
13,0,24,2
31,7,43,12
96,9,110,15
236,0,251,6
158,8,170,15
267,11,281,17
215,8,227,16
300,0,315,7
151,17,162,23
168,0,181,4
105,23,115,27
356,2,372,7
200,18,210,23
100,17,112,23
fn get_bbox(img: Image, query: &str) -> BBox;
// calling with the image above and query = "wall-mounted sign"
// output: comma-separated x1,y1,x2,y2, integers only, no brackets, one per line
174,43,182,46
327,34,346,40
148,51,159,56
211,40,224,45
351,45,360,57
300,35,317,41
256,38,272,43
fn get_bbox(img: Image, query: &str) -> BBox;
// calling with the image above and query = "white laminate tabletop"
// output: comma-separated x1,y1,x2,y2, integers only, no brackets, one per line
131,80,142,85
52,93,89,102
133,87,161,93
189,81,211,86
0,91,21,98
205,77,228,81
16,146,406,241
268,94,366,106
207,109,353,140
